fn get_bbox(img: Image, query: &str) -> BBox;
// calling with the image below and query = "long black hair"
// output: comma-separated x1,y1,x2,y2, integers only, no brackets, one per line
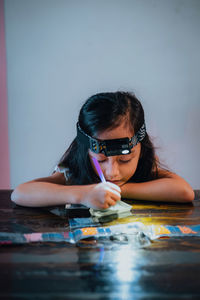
58,91,161,184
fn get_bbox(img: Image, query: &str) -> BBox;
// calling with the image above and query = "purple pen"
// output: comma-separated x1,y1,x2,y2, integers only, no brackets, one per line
92,157,106,182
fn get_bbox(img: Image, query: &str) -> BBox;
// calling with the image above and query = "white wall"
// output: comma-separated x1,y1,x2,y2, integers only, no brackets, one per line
5,0,200,188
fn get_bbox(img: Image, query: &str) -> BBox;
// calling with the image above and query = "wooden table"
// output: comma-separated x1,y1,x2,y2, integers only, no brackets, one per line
1,189,200,299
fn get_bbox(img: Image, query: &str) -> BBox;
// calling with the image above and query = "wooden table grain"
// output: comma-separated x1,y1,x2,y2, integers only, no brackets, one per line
1,189,200,300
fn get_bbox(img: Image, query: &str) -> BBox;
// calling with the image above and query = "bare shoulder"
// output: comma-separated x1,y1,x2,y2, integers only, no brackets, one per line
157,168,187,181
157,168,175,178
29,172,67,185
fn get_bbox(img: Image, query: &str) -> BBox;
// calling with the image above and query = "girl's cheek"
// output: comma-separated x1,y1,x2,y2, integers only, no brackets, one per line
124,163,137,179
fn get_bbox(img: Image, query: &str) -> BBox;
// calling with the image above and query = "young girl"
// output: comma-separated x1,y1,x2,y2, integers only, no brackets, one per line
11,91,194,208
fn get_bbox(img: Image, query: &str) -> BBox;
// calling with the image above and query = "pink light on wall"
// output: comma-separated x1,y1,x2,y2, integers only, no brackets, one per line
0,0,10,189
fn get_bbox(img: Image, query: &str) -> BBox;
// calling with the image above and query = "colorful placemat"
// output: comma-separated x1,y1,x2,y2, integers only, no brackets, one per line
1,222,200,245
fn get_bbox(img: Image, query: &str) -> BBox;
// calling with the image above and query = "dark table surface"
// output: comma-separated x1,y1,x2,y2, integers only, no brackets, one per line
1,189,200,300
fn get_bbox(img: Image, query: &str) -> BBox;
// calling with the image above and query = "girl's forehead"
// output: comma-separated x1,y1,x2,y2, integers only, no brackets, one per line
96,122,134,141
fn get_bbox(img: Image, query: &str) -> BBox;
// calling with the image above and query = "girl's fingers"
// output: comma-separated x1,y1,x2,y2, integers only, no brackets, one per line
104,186,121,200
102,203,110,209
92,182,121,209
106,198,117,207
102,199,116,209
105,181,121,193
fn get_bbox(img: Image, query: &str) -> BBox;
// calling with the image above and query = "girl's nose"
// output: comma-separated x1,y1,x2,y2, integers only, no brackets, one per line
104,159,120,180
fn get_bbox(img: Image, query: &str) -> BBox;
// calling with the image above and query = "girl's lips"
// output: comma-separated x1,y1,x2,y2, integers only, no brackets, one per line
107,180,122,185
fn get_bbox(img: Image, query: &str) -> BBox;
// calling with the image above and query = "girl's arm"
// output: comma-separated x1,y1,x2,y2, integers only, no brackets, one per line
121,171,194,203
11,172,121,208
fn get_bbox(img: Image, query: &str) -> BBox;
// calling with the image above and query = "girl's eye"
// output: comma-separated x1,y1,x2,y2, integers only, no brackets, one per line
119,159,132,164
98,160,106,163
98,159,132,164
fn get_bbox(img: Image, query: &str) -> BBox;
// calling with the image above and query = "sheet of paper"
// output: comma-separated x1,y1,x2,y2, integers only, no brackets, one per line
89,200,132,218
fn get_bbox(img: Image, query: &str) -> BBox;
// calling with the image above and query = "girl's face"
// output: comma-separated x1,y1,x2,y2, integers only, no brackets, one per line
88,121,141,186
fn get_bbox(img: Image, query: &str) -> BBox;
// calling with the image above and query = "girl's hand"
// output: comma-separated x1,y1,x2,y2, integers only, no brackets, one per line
81,182,121,209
